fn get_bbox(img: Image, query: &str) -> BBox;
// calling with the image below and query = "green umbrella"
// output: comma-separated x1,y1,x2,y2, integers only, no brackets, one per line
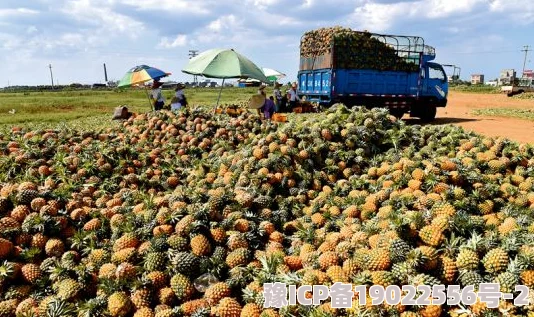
182,48,269,109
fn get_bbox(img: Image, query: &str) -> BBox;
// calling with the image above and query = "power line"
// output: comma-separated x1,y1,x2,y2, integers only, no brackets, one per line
521,45,531,76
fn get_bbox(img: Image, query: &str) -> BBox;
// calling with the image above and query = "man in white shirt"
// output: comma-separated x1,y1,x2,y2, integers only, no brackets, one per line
170,83,187,111
150,81,165,111
288,82,300,111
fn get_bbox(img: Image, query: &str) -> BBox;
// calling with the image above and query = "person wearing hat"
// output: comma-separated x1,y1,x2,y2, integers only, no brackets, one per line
150,80,165,111
258,83,267,97
288,82,300,111
170,83,187,111
249,93,274,120
273,82,283,113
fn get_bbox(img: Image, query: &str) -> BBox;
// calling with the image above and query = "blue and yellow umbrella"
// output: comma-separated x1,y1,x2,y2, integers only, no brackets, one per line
118,65,171,88
118,65,171,110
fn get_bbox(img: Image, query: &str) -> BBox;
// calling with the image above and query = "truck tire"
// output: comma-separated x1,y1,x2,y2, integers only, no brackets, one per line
419,105,436,123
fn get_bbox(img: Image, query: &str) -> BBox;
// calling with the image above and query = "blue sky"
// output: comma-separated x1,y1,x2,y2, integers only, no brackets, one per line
1,0,533,87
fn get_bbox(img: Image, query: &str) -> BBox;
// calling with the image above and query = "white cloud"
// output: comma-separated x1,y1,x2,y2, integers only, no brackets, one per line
118,0,211,15
61,0,145,35
26,26,38,34
0,8,39,17
350,0,485,32
489,0,534,24
158,34,188,48
207,15,241,33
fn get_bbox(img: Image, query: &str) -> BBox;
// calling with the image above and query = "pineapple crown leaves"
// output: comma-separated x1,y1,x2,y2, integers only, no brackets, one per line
0,261,15,280
44,297,77,317
438,232,466,257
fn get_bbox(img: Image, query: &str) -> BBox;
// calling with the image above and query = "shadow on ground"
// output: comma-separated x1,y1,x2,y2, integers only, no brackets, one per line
403,117,480,125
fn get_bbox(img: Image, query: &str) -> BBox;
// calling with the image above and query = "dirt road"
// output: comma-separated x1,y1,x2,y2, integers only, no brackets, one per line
405,91,534,144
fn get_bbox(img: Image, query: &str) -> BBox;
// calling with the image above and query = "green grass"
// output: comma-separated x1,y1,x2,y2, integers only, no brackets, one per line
472,108,534,121
0,87,262,130
449,85,500,94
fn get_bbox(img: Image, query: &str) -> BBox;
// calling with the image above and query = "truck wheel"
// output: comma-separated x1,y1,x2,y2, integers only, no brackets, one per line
389,109,405,120
419,105,436,123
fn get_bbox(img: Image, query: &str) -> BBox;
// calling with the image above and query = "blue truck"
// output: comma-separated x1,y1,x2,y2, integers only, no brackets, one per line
297,28,448,122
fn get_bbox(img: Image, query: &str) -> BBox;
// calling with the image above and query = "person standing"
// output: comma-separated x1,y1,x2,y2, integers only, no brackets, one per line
150,81,165,111
261,96,276,120
288,82,300,111
273,82,282,113
170,83,187,111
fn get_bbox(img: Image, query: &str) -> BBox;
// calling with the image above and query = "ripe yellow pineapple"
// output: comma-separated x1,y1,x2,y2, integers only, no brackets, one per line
190,234,212,256
108,292,133,317
419,225,445,247
215,297,242,317
482,248,509,274
240,303,261,317
205,282,231,305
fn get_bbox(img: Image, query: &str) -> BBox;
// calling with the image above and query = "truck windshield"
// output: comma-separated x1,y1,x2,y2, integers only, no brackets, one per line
429,65,446,82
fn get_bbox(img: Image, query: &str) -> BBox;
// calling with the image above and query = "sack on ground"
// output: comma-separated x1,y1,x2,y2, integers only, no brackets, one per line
112,106,131,120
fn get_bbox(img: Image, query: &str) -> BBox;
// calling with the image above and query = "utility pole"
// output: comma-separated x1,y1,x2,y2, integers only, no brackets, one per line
521,45,531,77
188,50,199,85
48,64,55,89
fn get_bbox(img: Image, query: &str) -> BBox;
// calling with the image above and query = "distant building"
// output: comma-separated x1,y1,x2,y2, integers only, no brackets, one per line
523,70,533,78
486,80,498,87
499,69,516,85
471,74,484,85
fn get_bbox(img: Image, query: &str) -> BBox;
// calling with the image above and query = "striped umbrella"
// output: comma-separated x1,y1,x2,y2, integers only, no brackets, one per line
118,65,171,88
118,65,171,110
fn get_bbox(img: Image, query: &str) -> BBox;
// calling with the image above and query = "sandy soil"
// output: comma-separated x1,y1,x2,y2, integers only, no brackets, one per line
404,91,534,144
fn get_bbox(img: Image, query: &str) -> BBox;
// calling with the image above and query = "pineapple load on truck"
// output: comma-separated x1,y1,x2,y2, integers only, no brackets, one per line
300,26,419,72
0,105,534,316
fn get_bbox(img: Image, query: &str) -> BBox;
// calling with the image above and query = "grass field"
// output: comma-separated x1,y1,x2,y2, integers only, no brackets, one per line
472,108,534,121
0,87,263,130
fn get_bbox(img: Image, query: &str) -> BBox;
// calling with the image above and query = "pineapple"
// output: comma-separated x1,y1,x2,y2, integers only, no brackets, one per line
482,248,509,275
226,248,250,268
21,264,41,284
419,225,444,247
190,234,212,256
456,248,479,271
170,273,195,302
214,297,242,317
108,292,133,317
56,278,82,300
131,288,153,310
205,282,232,305
168,251,200,277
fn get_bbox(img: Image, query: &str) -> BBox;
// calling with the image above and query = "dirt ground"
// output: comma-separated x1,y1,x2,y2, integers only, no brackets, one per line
404,91,534,144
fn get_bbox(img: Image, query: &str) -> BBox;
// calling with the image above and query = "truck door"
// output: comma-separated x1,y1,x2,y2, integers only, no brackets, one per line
424,62,448,104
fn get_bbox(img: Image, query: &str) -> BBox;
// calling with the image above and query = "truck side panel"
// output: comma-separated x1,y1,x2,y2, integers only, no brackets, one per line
335,69,419,96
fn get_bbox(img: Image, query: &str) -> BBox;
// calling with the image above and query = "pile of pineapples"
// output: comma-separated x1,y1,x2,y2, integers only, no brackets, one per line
300,26,420,72
1,104,534,317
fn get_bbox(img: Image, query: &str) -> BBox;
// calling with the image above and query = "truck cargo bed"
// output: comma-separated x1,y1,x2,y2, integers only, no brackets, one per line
299,69,420,103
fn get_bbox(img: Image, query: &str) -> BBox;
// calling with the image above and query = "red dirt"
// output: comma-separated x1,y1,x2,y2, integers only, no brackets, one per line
404,91,534,144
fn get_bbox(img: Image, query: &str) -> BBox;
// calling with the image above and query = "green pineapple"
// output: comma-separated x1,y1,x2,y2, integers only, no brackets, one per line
167,235,189,251
494,272,518,293
459,270,484,290
169,273,195,303
144,252,167,272
168,251,200,277
16,189,39,205
388,239,412,263
55,278,82,300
